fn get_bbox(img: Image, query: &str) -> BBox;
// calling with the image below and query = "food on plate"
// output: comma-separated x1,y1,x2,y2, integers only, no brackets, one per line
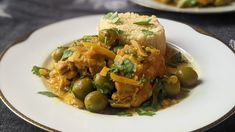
84,91,108,112
98,12,166,55
32,12,199,116
155,0,234,8
176,66,198,86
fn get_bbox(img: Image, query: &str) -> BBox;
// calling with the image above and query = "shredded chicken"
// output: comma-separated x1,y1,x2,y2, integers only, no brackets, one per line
68,45,107,75
111,42,166,107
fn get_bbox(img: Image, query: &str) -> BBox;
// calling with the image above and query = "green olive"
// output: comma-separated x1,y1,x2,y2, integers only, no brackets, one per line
164,75,181,97
98,29,118,46
84,91,108,112
51,47,67,62
93,74,114,94
176,66,198,87
72,78,94,100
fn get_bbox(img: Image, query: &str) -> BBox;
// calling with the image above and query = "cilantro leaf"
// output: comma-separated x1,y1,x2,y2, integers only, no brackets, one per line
111,28,124,35
95,82,114,94
141,29,155,36
60,49,73,61
104,12,120,23
151,80,164,108
135,108,155,116
93,74,115,95
32,66,49,77
122,59,135,76
112,16,120,24
38,91,58,97
57,46,68,49
177,0,197,7
113,76,171,117
80,35,97,42
153,76,168,103
138,77,166,111
166,52,186,68
32,66,41,76
110,58,135,77
134,19,152,25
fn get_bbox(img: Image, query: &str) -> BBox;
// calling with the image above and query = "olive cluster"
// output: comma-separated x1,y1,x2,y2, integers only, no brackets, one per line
72,74,114,112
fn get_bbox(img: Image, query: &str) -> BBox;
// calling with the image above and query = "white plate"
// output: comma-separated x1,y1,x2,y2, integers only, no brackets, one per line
1,15,235,132
130,0,235,13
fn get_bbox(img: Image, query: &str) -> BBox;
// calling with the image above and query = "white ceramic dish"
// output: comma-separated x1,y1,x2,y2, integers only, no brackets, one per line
130,0,235,13
1,15,235,132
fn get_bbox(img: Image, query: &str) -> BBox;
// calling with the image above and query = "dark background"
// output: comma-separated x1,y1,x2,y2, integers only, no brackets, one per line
0,0,235,131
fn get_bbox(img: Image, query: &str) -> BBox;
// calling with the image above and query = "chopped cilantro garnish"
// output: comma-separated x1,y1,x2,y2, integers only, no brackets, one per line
122,59,135,76
116,107,155,116
110,58,135,77
113,76,173,116
104,12,120,23
166,52,186,68
111,28,124,35
141,29,155,36
137,77,166,112
38,91,58,97
57,46,68,49
153,76,168,102
32,66,49,77
32,66,41,76
134,19,152,25
60,49,73,61
112,17,119,24
95,82,114,95
135,108,155,116
80,35,97,42
177,0,197,8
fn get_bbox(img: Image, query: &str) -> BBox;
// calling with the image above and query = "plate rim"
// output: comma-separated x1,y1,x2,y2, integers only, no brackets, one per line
129,0,235,14
0,15,235,132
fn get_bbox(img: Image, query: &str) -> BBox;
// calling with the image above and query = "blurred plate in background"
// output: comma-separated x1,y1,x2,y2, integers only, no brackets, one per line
130,0,235,13
1,15,235,132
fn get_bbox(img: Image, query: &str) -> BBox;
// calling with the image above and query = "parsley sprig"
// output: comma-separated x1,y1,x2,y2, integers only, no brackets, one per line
166,52,186,68
80,35,98,42
111,28,124,35
110,58,135,77
38,91,58,97
134,19,152,25
141,29,155,36
60,49,73,61
115,77,169,116
32,66,41,76
104,12,120,23
32,66,49,77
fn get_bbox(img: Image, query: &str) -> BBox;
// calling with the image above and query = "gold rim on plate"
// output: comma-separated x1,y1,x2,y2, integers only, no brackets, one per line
0,19,234,132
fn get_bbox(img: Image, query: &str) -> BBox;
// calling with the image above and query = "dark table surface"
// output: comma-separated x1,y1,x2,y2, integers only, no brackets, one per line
0,0,235,131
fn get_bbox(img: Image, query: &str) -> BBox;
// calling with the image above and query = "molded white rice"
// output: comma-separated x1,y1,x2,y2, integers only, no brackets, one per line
97,12,166,55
